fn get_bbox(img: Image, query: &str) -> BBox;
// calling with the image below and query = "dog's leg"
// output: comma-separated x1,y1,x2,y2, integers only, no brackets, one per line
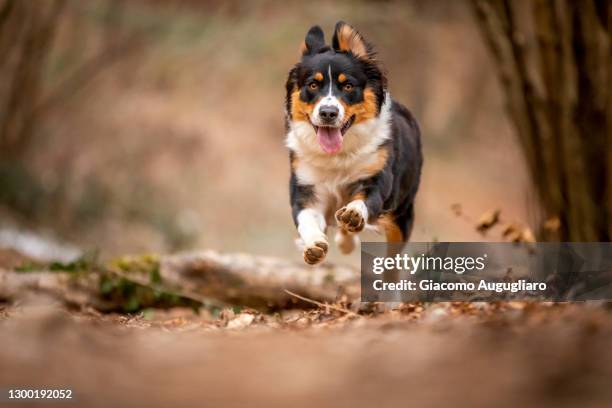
290,167,328,265
335,228,359,254
296,208,328,265
379,213,404,244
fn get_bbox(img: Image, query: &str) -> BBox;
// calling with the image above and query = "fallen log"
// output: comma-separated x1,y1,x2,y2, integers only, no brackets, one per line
160,251,359,309
0,268,115,310
0,250,360,311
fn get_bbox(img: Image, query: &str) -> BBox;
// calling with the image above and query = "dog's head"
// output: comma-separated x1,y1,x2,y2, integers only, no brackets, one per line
285,21,387,155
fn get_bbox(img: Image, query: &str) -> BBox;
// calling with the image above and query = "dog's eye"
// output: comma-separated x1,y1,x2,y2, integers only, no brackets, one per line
308,82,318,91
343,83,353,92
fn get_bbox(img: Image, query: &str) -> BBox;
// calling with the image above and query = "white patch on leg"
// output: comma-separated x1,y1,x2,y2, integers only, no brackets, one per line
346,200,368,222
297,209,329,265
296,208,327,247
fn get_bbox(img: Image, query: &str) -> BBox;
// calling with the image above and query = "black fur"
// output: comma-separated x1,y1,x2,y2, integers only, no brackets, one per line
346,102,422,238
287,22,422,242
285,28,385,125
303,25,326,55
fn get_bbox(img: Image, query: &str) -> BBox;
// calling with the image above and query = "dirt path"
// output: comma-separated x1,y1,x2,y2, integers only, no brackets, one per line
1,300,611,407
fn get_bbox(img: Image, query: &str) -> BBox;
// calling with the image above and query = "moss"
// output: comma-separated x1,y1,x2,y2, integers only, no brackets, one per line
103,253,201,313
15,261,45,272
17,251,202,313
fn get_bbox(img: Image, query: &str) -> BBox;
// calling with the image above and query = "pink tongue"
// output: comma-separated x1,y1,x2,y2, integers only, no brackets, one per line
317,127,343,154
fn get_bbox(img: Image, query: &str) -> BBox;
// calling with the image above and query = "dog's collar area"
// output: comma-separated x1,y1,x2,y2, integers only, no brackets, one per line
309,115,356,136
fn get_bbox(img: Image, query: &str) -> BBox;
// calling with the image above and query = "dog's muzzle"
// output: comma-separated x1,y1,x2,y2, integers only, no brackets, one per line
318,105,339,124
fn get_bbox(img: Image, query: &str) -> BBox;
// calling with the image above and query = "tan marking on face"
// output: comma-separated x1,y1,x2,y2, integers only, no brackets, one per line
299,41,307,55
290,87,315,122
340,87,378,125
336,25,368,58
338,73,347,83
378,213,404,243
314,72,323,81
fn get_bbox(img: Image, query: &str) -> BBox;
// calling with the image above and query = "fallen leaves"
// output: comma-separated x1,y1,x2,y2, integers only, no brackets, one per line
501,223,536,243
462,208,538,243
450,203,463,217
56,294,569,333
520,227,536,243
501,223,522,241
543,216,561,232
226,312,256,330
476,209,501,232
3,293,579,338
284,289,360,318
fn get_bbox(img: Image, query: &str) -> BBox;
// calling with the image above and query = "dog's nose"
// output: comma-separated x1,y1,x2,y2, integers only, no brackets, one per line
319,105,339,122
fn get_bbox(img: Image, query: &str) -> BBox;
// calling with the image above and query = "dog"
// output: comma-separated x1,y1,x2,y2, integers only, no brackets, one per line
285,21,422,265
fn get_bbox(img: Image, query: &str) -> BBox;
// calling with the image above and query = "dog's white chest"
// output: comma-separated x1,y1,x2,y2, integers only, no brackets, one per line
294,157,368,218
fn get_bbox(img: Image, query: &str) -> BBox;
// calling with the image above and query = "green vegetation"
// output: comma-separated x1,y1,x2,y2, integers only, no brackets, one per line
16,251,202,313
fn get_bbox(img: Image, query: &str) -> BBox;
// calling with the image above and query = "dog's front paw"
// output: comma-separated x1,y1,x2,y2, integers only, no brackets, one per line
335,206,365,233
303,240,328,265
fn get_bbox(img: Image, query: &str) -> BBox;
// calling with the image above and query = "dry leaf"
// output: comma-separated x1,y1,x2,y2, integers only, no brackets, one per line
520,228,536,243
227,313,255,330
501,223,521,240
450,203,462,216
218,308,235,325
507,301,526,310
476,209,501,232
543,217,561,232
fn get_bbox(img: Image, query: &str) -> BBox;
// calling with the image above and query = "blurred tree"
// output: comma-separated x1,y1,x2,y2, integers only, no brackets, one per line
0,0,164,236
471,0,610,241
0,0,149,160
0,0,65,158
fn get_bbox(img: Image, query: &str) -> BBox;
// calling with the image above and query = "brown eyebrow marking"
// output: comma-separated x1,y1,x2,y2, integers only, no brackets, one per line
338,73,347,83
314,72,323,81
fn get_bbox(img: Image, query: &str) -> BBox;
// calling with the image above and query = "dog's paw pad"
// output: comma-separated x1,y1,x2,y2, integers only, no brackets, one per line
335,207,365,233
303,240,328,265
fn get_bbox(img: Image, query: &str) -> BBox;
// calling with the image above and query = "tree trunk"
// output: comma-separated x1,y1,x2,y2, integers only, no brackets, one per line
0,0,65,158
471,0,610,241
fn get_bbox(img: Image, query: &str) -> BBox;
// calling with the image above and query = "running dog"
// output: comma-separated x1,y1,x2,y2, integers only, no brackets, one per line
285,21,422,265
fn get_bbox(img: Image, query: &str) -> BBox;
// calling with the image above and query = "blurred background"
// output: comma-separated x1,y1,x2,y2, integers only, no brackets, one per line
1,0,560,266
1,3,611,405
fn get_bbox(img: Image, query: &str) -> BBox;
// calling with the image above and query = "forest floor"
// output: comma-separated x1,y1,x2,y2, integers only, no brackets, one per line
1,249,612,407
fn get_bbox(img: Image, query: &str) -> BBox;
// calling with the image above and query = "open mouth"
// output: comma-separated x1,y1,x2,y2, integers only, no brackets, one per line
339,115,356,135
309,115,356,155
310,115,355,136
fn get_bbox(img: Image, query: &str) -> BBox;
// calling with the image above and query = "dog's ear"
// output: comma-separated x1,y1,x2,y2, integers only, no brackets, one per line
300,25,325,56
332,21,372,59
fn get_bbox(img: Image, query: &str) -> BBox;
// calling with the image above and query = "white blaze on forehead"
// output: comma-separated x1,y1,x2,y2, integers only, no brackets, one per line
327,66,333,97
312,65,345,125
